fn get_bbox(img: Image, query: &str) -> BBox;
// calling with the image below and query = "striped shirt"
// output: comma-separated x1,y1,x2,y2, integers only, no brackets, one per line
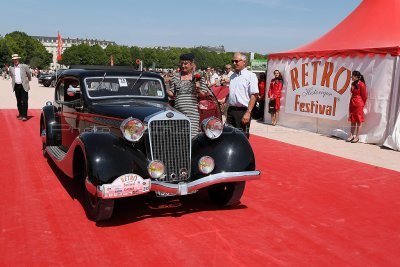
170,73,209,138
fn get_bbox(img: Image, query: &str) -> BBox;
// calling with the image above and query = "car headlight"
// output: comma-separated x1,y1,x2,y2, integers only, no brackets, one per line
201,117,223,139
120,117,145,142
148,160,165,179
198,156,215,174
45,76,52,79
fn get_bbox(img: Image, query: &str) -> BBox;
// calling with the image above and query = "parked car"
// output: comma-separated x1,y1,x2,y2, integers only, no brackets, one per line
38,69,66,87
40,65,261,221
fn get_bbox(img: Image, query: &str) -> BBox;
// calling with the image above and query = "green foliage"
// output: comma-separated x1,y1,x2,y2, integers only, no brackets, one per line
105,45,132,65
60,44,108,65
0,38,11,68
254,53,267,60
61,43,267,70
1,31,52,69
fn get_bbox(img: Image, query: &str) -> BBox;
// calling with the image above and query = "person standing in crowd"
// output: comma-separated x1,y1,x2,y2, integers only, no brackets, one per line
218,64,233,110
268,70,283,126
221,64,233,88
209,68,219,87
346,70,368,143
167,53,209,138
225,52,259,138
9,54,31,121
256,72,266,121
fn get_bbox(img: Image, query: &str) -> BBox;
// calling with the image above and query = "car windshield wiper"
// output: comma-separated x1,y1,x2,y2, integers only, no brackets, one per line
130,72,143,91
95,72,107,90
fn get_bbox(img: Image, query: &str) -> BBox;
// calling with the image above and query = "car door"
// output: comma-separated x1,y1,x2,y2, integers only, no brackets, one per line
58,77,82,150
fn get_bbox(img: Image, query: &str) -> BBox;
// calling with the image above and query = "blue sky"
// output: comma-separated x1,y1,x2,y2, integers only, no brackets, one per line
1,0,361,54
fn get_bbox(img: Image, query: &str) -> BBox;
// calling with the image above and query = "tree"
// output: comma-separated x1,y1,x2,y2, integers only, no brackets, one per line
60,44,107,65
105,45,132,66
0,37,11,68
3,31,52,69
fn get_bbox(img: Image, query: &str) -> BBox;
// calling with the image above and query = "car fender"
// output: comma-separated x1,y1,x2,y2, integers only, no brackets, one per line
191,125,256,177
79,132,149,185
41,105,61,146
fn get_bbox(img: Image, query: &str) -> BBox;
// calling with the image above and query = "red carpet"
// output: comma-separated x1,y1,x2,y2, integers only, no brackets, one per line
1,109,400,267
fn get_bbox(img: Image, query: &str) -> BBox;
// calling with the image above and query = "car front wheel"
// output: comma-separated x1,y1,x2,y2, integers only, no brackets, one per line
40,118,47,157
207,181,246,206
81,163,114,222
84,187,114,222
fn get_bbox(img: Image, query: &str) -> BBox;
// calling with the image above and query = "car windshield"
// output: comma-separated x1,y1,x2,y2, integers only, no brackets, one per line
84,76,165,99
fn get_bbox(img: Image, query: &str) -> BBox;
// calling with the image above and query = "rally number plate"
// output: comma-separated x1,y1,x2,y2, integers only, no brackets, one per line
102,174,151,199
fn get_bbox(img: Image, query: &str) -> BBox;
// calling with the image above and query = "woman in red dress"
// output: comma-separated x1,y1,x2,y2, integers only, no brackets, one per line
268,70,283,125
347,70,367,143
256,72,266,120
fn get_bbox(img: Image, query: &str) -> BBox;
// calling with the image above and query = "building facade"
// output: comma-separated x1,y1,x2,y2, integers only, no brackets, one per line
31,35,116,68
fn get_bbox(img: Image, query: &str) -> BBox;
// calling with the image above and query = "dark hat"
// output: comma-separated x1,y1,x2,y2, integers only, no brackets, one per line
179,53,195,61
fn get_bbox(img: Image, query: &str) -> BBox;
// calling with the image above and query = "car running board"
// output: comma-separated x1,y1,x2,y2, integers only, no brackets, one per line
46,146,67,161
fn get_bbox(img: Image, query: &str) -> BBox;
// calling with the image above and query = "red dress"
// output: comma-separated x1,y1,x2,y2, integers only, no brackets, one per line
268,78,283,110
349,80,367,123
258,80,266,100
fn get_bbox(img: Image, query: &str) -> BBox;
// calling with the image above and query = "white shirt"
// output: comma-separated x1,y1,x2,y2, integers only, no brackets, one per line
14,66,22,84
210,73,219,85
228,68,259,107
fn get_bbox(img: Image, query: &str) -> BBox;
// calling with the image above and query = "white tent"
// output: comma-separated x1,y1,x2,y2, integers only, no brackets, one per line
266,0,400,150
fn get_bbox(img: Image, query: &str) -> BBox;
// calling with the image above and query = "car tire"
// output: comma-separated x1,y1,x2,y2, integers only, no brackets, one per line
207,181,246,206
84,189,114,222
82,163,114,222
40,119,48,158
44,81,50,87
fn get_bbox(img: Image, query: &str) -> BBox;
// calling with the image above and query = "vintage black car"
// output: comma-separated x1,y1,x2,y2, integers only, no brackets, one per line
38,69,66,87
40,66,260,221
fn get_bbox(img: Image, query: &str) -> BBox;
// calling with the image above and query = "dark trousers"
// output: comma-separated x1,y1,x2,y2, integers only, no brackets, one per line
226,106,251,138
14,84,28,117
259,99,265,120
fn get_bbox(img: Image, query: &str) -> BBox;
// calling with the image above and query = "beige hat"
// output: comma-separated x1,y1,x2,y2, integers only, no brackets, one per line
11,54,21,60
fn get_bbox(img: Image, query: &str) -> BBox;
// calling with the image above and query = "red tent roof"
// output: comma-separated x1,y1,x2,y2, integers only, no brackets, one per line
268,0,400,60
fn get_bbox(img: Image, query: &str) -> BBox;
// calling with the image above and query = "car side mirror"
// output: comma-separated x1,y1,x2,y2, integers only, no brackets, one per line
67,86,81,97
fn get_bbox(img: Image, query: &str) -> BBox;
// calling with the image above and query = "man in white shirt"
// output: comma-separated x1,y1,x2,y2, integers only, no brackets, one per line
209,68,219,87
226,52,258,138
9,54,31,121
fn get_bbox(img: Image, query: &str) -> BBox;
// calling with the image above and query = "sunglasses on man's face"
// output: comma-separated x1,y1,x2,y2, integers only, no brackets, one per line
231,59,243,64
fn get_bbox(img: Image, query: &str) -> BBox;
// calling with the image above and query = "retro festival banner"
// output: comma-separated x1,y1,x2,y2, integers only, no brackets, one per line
284,58,352,121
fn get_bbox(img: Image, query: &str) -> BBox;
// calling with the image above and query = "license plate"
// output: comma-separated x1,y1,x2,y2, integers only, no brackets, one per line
102,174,150,199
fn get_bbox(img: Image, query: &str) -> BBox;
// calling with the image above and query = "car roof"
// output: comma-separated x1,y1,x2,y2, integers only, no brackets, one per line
59,65,164,80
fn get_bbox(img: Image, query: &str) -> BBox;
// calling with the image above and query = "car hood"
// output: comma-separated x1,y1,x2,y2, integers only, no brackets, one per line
88,100,173,121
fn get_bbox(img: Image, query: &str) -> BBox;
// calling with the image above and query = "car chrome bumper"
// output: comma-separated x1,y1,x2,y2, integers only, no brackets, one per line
86,170,261,198
151,170,261,195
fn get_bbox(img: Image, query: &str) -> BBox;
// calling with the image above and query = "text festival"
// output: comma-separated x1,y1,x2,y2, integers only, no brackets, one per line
289,61,351,117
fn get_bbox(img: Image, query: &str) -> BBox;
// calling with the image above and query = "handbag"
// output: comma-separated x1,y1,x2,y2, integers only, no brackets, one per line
268,99,276,113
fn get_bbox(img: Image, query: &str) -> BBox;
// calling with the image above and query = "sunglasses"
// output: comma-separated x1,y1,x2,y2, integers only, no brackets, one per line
231,59,242,64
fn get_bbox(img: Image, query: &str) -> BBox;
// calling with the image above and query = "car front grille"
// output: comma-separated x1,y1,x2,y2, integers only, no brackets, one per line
148,119,191,182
